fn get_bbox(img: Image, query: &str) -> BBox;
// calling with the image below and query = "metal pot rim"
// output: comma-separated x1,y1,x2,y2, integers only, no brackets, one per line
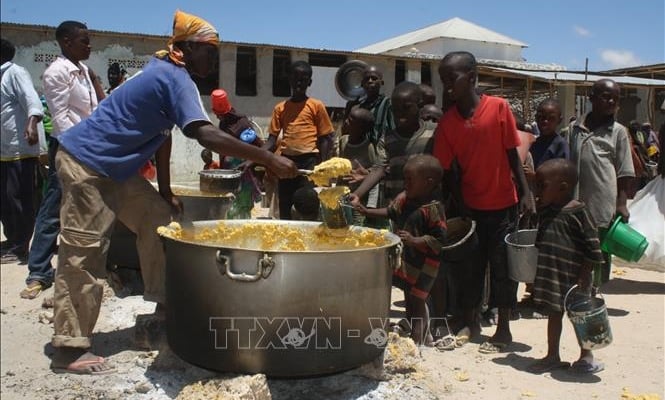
199,169,242,179
158,219,400,253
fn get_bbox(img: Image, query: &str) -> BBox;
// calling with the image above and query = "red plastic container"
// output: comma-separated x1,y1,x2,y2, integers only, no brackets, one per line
211,89,232,115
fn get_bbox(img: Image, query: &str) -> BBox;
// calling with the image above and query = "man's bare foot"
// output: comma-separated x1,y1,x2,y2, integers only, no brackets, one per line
51,348,116,375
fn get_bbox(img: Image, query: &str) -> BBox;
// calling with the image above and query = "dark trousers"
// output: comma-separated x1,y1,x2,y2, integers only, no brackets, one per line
26,138,60,285
0,157,38,255
468,205,519,310
278,153,319,220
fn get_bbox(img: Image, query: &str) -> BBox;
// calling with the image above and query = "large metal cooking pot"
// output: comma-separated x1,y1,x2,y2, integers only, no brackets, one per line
159,219,401,377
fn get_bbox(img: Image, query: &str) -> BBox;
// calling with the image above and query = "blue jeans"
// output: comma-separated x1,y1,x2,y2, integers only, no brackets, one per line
26,138,60,286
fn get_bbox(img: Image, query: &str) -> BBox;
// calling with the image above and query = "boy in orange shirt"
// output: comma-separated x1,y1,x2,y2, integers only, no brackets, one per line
262,61,335,219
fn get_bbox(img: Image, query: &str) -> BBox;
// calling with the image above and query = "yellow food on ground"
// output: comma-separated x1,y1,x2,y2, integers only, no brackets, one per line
157,221,391,251
454,371,469,382
318,186,350,209
621,387,661,400
308,157,352,187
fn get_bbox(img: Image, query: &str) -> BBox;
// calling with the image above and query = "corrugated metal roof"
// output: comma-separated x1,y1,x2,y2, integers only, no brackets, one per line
491,67,665,87
355,17,527,54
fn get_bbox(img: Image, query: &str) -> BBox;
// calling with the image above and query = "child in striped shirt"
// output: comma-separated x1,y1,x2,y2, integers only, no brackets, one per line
528,158,605,375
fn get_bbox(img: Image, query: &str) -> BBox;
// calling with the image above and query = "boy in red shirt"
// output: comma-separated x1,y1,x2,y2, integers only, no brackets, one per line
433,51,534,353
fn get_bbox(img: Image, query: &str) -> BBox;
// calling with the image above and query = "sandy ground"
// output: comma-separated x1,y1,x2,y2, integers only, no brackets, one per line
1,221,664,400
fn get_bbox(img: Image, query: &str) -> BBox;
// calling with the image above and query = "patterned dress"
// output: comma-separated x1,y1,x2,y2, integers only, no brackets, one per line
532,203,604,313
388,193,447,300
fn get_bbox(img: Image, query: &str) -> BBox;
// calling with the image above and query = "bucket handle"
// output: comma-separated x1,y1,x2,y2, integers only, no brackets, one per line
514,211,537,232
564,284,603,310
216,251,275,282
388,242,403,271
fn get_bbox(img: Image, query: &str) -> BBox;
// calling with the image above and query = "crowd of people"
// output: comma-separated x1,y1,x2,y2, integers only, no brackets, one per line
1,9,663,378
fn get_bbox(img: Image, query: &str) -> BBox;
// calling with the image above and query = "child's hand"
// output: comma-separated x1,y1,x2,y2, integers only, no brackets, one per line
342,169,368,185
347,193,361,207
352,201,368,215
397,230,416,246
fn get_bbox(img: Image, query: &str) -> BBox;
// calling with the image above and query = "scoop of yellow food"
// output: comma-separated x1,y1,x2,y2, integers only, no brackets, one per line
318,186,350,209
308,157,352,187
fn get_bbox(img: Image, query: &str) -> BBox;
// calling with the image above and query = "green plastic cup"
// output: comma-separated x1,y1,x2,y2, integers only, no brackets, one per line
600,217,648,262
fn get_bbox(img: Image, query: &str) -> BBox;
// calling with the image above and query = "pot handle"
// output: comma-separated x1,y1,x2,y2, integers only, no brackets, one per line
216,251,275,282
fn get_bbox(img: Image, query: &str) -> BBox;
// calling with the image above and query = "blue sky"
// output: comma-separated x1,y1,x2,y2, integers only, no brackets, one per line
2,0,663,71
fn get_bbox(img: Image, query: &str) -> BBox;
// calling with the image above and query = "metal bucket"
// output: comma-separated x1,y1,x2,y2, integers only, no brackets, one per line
159,220,402,377
199,169,242,194
440,217,477,263
505,229,538,283
564,285,613,350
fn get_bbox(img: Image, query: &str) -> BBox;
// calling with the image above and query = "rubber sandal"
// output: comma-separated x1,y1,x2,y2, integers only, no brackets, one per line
569,359,604,374
434,335,456,351
526,359,571,374
20,281,44,299
478,341,508,354
52,357,117,375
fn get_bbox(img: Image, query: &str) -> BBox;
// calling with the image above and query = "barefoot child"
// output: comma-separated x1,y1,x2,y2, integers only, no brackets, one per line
527,158,605,374
355,154,447,345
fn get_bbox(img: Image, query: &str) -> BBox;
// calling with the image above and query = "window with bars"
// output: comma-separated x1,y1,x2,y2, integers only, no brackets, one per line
421,62,432,86
272,49,291,97
236,46,257,96
395,60,406,84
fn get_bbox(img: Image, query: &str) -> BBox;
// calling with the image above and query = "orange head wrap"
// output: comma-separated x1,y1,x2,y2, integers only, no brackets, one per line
155,10,219,66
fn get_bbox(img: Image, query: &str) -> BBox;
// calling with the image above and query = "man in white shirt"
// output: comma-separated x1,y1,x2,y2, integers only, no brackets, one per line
1,38,44,264
21,20,102,300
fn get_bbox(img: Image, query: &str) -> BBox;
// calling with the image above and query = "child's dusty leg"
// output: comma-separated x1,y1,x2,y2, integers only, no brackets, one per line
578,348,594,363
526,311,569,373
409,294,430,346
546,311,564,360
493,307,512,344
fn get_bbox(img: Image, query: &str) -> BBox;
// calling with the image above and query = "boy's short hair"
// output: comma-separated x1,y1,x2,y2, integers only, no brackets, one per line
405,154,443,182
201,148,213,159
392,81,423,104
441,51,477,73
292,186,320,218
349,106,375,129
108,62,127,75
0,39,16,62
55,20,87,41
538,158,578,187
419,84,436,105
537,98,561,112
420,104,443,122
289,60,312,77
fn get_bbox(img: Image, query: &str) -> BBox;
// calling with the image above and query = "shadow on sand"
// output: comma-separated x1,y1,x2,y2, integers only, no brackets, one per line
600,277,665,295
491,353,602,383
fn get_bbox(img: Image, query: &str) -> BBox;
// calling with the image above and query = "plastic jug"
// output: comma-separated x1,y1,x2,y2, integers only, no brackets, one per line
211,89,231,115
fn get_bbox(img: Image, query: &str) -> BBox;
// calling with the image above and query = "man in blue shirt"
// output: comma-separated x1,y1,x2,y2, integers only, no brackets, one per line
50,10,297,375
